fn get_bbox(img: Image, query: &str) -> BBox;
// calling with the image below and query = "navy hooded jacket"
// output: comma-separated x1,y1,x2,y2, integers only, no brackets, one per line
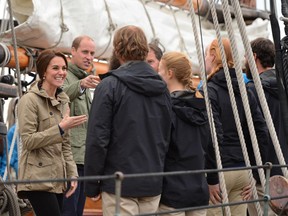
84,61,172,197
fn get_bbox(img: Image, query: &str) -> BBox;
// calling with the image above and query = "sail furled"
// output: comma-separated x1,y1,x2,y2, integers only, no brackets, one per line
0,0,270,72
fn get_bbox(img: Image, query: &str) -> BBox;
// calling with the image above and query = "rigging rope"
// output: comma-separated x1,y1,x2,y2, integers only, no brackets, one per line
187,0,231,215
95,0,116,59
46,0,69,50
7,0,22,98
0,178,21,216
169,5,190,54
210,0,262,214
140,0,158,40
230,0,288,179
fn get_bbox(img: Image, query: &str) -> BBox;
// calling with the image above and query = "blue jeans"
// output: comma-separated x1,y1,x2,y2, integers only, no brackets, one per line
62,164,86,216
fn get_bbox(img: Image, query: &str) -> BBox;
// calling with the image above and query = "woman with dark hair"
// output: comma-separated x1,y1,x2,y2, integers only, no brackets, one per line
17,49,87,216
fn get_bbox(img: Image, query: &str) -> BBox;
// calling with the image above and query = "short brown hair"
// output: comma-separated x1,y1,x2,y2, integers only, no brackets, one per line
250,37,275,68
71,35,94,50
149,43,163,61
36,49,68,81
113,25,149,61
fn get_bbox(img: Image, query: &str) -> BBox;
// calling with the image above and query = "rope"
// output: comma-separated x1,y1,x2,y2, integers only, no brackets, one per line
0,177,21,216
230,0,288,179
210,0,263,214
140,0,157,40
169,5,190,54
21,47,35,74
0,43,11,67
7,0,22,98
95,0,116,59
187,0,231,215
46,0,69,49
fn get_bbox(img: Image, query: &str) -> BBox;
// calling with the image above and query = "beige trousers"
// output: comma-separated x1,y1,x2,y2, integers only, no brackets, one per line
207,170,250,216
158,203,207,216
101,192,161,216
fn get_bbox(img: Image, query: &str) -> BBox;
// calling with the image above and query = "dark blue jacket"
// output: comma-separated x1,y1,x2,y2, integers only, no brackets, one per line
84,61,172,197
160,90,217,209
247,69,288,177
205,68,268,171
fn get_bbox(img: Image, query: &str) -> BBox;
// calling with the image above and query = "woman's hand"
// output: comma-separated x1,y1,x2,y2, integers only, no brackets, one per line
59,107,87,130
242,184,253,201
65,178,78,198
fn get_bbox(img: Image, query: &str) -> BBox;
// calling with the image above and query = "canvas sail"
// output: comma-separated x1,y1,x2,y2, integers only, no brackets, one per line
0,0,271,72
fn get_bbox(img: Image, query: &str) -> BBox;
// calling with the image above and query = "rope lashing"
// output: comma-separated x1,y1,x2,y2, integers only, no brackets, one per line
7,0,22,97
187,0,231,215
0,43,11,67
95,0,117,59
46,0,69,50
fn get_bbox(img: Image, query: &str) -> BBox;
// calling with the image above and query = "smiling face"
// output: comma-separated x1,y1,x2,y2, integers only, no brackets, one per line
42,56,67,91
71,37,95,70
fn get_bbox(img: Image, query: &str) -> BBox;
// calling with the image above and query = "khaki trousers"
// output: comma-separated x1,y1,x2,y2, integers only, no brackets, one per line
101,192,161,216
207,170,250,216
247,183,277,216
158,203,207,216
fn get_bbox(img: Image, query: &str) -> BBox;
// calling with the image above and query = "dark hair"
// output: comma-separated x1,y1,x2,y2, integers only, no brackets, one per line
36,49,68,82
149,43,163,61
250,37,275,68
71,35,94,50
113,25,149,61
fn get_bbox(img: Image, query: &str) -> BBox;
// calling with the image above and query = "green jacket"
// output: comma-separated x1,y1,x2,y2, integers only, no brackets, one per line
63,63,92,164
17,83,78,194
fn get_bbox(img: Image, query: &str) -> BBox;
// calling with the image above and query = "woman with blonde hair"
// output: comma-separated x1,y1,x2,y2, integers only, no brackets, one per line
158,51,218,216
203,38,268,215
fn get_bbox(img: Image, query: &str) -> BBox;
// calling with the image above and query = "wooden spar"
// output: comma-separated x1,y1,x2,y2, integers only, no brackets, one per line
0,44,109,75
154,0,267,22
155,0,256,10
155,0,209,16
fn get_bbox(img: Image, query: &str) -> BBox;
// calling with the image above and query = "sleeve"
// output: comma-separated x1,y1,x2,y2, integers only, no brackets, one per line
205,131,219,185
205,86,222,185
62,73,83,101
18,94,63,151
62,121,78,179
248,89,269,164
84,78,114,197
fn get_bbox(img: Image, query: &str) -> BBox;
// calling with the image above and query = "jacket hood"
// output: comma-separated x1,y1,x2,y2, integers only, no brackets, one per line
260,70,278,98
29,81,69,103
171,90,208,125
210,68,241,95
103,61,167,96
